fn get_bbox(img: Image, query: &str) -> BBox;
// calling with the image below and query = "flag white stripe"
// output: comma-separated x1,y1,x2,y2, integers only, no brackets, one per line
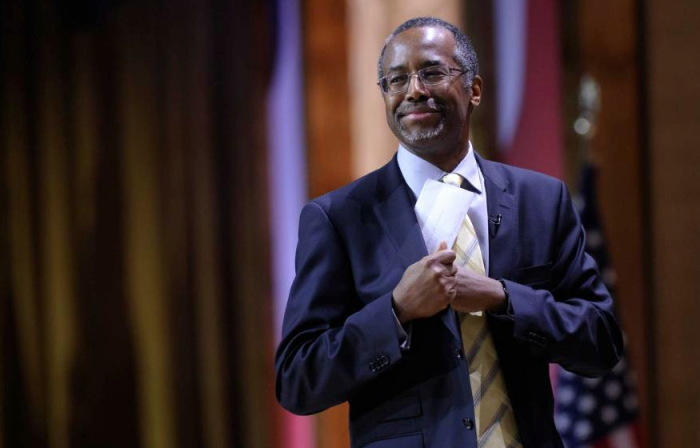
609,426,636,448
494,0,528,152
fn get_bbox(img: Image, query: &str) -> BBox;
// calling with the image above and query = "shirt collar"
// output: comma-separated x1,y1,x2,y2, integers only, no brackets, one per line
397,142,483,199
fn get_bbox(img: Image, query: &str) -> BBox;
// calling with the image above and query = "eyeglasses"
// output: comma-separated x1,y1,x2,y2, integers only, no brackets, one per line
378,65,465,95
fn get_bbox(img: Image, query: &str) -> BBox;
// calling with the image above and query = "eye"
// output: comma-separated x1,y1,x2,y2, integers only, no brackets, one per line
388,74,408,86
421,67,448,82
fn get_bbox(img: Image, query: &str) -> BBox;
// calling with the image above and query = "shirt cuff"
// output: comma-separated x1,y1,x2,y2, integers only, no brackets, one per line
391,308,413,351
488,279,515,319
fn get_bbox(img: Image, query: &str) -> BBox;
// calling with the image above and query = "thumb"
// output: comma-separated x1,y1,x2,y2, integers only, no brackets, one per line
435,241,448,253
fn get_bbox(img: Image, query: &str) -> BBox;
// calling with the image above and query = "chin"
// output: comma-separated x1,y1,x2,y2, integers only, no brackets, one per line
397,117,446,146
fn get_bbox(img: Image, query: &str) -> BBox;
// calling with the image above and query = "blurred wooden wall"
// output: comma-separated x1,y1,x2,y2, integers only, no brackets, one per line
645,0,700,446
301,0,352,445
0,0,279,447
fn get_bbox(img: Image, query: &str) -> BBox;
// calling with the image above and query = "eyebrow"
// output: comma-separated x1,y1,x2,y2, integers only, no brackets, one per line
421,60,444,68
387,59,445,73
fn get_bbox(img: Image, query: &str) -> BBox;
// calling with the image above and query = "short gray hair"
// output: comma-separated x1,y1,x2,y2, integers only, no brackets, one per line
377,17,479,89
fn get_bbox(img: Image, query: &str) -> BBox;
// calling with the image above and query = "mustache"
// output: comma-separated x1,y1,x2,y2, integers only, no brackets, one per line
396,101,446,117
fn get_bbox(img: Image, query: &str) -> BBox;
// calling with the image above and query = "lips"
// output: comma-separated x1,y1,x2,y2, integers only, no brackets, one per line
405,110,439,118
398,108,443,126
398,107,441,118
396,99,446,121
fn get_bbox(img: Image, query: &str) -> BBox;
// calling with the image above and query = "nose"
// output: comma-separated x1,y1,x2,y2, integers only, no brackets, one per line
405,73,430,101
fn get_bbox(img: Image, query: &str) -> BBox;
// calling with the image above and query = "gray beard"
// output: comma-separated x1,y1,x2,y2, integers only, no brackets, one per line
398,116,446,144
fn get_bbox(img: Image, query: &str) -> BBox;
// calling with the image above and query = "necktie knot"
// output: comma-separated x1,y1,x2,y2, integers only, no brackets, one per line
441,173,464,188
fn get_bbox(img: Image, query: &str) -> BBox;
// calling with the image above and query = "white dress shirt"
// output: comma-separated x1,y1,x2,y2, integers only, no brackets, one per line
397,142,490,274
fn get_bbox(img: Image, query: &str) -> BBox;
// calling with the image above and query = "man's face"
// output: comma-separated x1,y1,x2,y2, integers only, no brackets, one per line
381,27,479,159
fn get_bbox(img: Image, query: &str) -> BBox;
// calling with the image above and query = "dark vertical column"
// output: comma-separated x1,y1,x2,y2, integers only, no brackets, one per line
70,13,142,447
578,0,650,437
156,1,203,446
0,1,42,446
210,0,276,447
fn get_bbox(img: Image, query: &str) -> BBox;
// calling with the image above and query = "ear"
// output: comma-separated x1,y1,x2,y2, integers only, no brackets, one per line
470,75,483,107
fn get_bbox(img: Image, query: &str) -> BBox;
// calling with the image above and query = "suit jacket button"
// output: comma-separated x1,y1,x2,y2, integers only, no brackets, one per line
462,418,474,430
455,348,463,359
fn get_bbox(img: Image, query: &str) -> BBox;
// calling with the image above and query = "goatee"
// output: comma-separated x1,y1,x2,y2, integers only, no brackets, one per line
398,116,446,144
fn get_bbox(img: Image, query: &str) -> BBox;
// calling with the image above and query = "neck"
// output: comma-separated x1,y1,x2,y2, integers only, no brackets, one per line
406,140,470,172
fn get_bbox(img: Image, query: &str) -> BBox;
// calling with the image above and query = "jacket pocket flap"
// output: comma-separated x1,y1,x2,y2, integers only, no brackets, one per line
362,432,424,448
515,263,552,285
376,394,422,422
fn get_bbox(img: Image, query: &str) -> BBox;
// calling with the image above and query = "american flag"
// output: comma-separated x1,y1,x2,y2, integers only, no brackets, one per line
553,164,644,448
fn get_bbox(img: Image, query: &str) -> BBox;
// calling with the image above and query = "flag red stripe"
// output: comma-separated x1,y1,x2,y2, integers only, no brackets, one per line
501,0,564,179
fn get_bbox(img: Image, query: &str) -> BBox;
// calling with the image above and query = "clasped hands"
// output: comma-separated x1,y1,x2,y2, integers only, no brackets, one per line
392,242,507,325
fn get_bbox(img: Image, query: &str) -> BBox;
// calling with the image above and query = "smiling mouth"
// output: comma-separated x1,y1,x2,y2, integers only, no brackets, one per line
397,102,444,119
403,110,439,119
399,110,442,124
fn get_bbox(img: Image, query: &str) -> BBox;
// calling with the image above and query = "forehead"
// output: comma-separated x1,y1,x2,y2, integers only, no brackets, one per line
383,26,456,72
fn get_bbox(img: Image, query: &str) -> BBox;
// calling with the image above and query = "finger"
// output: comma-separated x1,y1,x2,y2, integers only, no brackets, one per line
433,249,456,265
435,262,457,277
447,263,458,276
440,275,458,289
446,280,457,300
435,241,448,253
431,262,454,278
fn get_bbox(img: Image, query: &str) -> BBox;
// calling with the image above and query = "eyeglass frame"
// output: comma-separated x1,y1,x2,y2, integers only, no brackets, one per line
377,65,466,95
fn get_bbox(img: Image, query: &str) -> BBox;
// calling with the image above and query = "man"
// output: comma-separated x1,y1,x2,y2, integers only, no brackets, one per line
275,17,623,448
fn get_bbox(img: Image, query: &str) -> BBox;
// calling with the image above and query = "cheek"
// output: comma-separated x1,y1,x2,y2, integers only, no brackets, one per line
384,99,399,124
449,97,469,122
384,96,398,114
459,103,469,121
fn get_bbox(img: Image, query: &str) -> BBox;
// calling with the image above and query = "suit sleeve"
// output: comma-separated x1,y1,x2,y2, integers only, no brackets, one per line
275,201,405,415
494,182,624,377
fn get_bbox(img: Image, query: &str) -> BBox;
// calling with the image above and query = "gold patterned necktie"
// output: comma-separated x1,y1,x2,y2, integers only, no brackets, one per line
441,173,522,448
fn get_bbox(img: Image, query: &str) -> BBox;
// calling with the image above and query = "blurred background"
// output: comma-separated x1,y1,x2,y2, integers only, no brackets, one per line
1,0,698,447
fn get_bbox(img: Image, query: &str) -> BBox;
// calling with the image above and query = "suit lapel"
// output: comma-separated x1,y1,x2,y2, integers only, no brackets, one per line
373,156,428,271
477,155,518,280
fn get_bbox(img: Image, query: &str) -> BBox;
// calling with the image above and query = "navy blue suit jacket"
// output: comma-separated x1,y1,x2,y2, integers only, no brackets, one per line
275,154,623,448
